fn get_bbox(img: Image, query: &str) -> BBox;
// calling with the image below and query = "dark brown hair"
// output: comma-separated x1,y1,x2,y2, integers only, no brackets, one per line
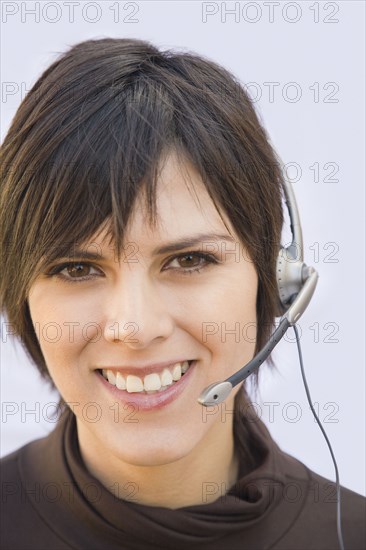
0,37,284,421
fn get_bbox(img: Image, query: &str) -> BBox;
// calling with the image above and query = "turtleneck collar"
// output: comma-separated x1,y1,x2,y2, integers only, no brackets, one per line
19,406,311,550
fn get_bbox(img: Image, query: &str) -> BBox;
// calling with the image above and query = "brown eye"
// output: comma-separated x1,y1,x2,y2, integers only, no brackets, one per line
165,252,218,275
177,254,202,268
46,261,102,284
66,263,91,278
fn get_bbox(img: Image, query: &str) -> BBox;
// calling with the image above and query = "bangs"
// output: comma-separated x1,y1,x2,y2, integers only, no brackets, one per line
15,65,244,286
26,76,180,276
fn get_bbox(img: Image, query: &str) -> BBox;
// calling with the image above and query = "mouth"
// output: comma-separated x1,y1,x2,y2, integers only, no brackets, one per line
97,360,194,395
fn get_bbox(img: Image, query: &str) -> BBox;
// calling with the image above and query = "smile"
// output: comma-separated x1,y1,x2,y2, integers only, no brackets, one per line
98,360,193,394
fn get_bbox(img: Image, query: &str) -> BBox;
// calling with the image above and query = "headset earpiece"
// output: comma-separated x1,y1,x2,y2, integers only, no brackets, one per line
276,245,307,316
275,174,317,316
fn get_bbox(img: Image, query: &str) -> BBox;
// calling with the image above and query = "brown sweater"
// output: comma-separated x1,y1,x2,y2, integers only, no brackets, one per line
1,408,365,550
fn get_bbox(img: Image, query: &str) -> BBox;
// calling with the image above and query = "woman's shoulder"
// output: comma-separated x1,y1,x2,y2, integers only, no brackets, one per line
257,435,366,549
0,433,53,504
302,465,366,518
1,416,68,503
0,430,74,550
1,437,40,478
280,460,366,550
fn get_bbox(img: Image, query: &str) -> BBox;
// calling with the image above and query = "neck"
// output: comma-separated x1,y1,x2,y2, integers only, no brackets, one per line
77,416,240,509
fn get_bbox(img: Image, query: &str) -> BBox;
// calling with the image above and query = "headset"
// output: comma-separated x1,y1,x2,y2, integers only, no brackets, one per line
197,177,345,550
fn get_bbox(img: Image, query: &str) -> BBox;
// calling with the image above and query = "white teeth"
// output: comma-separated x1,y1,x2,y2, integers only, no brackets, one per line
101,361,192,393
181,361,190,373
161,368,173,386
126,375,144,393
143,373,162,391
116,372,126,390
171,363,182,381
106,370,116,385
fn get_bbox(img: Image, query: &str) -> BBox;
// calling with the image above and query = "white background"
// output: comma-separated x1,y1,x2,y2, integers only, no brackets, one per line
1,1,365,497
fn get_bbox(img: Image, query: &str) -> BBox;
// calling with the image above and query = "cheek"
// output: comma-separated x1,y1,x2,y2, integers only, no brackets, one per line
28,288,103,373
180,274,258,344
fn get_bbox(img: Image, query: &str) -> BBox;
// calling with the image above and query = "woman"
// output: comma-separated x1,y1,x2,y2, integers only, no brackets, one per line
0,38,364,550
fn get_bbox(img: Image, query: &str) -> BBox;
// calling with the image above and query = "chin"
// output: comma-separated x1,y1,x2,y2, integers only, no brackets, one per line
112,438,195,468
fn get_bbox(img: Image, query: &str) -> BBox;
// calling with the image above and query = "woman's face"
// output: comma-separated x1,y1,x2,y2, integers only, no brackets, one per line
28,151,258,467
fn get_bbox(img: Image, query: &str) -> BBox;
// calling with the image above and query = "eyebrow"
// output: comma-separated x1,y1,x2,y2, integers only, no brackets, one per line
56,233,236,261
152,233,236,255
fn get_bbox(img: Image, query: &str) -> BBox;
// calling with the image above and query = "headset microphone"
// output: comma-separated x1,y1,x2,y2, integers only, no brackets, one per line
198,175,319,407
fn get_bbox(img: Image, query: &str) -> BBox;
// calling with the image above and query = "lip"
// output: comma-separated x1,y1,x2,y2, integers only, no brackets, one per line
95,358,193,377
96,360,197,411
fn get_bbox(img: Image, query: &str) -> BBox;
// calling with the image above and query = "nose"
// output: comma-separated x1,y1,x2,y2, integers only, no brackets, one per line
102,271,174,349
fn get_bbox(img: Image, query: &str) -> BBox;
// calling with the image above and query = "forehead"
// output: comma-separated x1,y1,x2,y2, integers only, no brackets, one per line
91,152,237,252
